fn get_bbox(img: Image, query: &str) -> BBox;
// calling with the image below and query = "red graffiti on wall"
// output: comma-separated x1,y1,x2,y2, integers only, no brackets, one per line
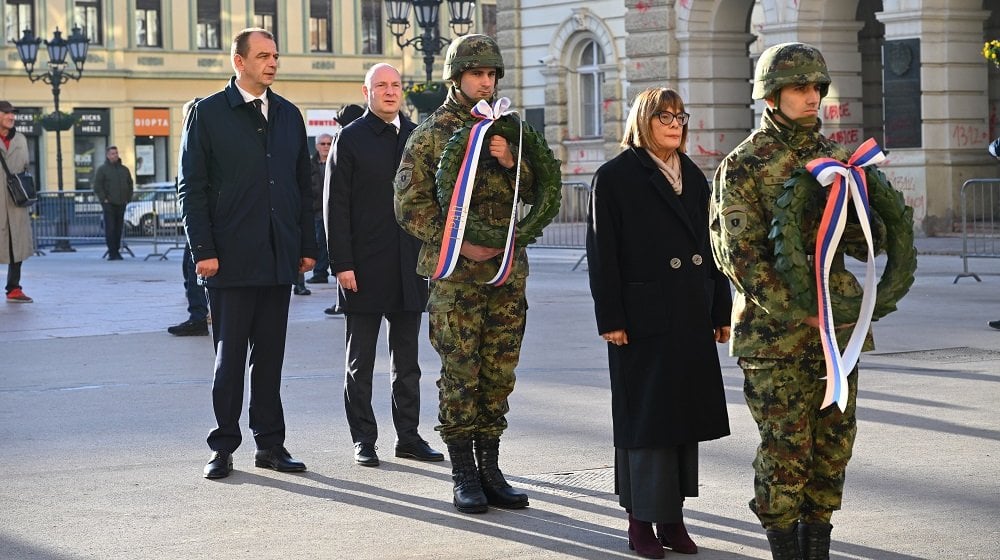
951,125,989,148
827,128,860,145
822,102,852,121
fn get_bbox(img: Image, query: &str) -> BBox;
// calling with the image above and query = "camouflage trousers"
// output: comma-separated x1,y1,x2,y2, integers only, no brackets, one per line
740,357,858,530
427,278,527,444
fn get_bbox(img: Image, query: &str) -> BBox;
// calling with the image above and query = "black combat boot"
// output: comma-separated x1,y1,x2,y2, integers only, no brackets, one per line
474,437,529,509
447,440,488,514
765,525,802,560
797,522,832,560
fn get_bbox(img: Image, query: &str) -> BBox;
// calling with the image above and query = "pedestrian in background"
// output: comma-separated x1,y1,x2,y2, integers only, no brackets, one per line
587,87,732,559
179,27,316,480
167,97,209,337
93,145,134,260
306,133,333,285
394,34,533,514
0,100,34,303
710,43,885,560
321,103,365,316
328,63,441,468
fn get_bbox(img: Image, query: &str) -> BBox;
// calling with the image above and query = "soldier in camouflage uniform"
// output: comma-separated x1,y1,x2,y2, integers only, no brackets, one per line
709,43,885,560
393,34,536,514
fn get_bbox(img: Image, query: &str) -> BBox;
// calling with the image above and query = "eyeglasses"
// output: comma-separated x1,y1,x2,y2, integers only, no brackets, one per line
652,111,690,126
318,142,331,145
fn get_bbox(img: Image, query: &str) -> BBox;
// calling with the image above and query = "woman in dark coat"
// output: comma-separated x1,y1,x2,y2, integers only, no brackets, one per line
586,87,732,559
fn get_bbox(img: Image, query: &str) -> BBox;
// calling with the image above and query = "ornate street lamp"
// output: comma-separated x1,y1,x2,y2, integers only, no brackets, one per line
11,27,90,252
385,0,477,83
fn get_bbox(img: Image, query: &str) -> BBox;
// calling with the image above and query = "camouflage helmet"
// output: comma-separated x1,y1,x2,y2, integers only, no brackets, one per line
752,42,831,100
442,34,505,81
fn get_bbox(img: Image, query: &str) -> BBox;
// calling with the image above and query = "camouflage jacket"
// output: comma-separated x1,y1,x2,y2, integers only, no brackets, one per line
394,86,536,283
710,110,884,360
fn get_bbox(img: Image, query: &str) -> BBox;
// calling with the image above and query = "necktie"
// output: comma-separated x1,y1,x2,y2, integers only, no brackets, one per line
250,99,267,131
386,123,398,136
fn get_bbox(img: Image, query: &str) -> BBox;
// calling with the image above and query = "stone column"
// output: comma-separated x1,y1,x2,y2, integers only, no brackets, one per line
496,0,523,105
676,30,755,171
623,0,677,103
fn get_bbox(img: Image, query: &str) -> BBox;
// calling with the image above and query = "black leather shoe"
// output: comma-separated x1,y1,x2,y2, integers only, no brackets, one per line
324,305,343,316
293,285,311,296
167,319,209,336
354,442,380,467
989,320,1000,330
203,451,233,479
305,275,328,284
254,446,307,472
395,439,445,461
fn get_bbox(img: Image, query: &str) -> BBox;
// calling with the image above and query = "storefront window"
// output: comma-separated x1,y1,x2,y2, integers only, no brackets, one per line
73,108,110,191
133,108,170,185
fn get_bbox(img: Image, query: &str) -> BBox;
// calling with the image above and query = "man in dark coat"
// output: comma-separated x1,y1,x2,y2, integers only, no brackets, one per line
327,63,440,467
92,146,134,260
178,28,316,480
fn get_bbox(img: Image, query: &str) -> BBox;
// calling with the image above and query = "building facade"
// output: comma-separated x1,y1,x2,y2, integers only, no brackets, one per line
499,0,1000,235
6,1,997,235
0,0,495,192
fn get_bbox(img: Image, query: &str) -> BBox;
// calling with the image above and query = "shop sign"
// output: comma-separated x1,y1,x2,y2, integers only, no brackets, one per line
73,108,110,136
306,109,341,137
14,107,42,136
134,108,171,136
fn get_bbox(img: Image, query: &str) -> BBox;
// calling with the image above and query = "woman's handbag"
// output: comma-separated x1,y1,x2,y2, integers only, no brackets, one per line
1,152,36,208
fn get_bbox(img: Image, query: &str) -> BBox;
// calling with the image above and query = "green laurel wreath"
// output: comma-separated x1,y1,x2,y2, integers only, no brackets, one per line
770,167,916,323
435,115,562,248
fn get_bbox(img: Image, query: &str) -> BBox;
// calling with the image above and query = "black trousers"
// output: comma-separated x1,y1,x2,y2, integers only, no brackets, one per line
206,285,291,453
5,233,22,293
101,203,126,255
343,311,423,445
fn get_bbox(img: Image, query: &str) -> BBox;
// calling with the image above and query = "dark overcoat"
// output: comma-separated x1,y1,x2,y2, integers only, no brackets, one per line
586,147,732,449
178,78,316,287
328,110,427,313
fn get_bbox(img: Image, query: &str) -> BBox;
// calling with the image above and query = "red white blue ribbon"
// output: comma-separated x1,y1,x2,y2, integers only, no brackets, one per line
805,138,885,411
432,97,523,286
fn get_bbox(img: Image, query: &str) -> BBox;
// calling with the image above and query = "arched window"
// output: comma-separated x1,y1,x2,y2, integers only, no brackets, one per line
577,39,605,138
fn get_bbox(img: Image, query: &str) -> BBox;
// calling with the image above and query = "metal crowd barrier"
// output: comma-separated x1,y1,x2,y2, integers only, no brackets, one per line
530,181,591,270
954,178,1000,283
30,187,186,260
30,181,595,262
533,181,590,248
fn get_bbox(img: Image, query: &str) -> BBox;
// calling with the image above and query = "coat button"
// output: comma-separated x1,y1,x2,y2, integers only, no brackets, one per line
692,254,703,266
670,258,682,269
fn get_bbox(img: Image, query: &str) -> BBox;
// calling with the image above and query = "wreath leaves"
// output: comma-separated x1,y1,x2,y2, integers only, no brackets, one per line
435,115,562,248
770,167,916,323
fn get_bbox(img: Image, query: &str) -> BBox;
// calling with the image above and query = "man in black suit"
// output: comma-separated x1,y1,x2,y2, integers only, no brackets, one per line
179,27,317,479
327,63,442,467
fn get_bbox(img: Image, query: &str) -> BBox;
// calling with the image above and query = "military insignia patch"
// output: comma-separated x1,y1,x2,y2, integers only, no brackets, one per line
722,205,748,236
395,163,413,190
